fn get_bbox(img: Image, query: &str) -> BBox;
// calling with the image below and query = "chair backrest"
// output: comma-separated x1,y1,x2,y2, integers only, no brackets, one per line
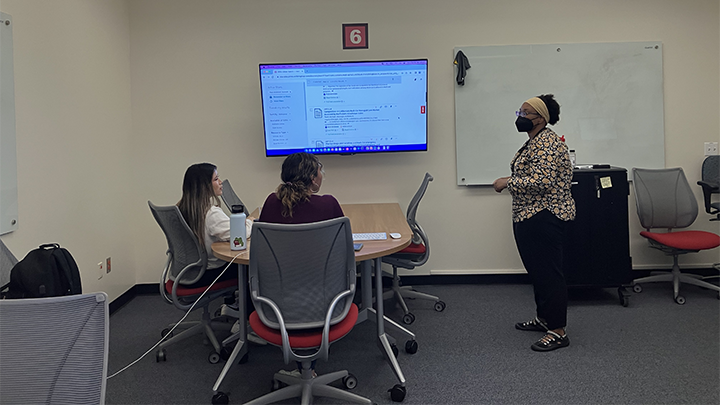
0,292,109,405
249,217,355,330
221,179,249,215
148,201,207,285
0,238,18,289
701,155,720,185
406,172,433,257
632,167,698,230
698,155,720,218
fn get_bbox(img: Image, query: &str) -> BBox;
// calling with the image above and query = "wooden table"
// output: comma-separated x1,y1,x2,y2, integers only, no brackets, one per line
210,203,415,396
211,203,412,263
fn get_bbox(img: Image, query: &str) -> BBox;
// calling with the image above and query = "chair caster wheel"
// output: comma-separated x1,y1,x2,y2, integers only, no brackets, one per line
208,351,221,364
632,284,642,293
388,384,406,402
161,328,173,339
405,340,418,354
402,313,415,325
343,373,358,390
434,301,446,312
155,349,166,362
391,344,399,358
238,352,249,364
219,347,232,361
211,392,229,405
675,295,686,305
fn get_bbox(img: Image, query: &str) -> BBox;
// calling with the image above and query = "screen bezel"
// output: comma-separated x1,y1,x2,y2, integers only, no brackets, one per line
259,58,428,157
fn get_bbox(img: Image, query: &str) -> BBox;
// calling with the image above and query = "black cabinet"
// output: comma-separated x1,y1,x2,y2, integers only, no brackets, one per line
562,167,633,305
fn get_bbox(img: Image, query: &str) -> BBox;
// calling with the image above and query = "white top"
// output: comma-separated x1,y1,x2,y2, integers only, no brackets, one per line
204,205,252,269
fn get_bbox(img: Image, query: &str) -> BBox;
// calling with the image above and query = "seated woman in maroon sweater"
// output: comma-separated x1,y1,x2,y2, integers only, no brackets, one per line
259,152,344,224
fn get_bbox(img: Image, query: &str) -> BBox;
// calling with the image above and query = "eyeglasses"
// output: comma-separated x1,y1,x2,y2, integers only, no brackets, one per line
318,162,325,176
516,110,541,118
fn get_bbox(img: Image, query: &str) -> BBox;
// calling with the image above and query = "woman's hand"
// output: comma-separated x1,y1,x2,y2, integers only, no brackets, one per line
493,176,510,193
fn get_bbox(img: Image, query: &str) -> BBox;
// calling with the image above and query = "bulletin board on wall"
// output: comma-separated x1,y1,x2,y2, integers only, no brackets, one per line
454,41,664,186
0,12,18,234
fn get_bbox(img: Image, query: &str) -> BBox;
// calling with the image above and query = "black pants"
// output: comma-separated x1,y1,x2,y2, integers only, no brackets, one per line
513,210,568,330
201,263,255,318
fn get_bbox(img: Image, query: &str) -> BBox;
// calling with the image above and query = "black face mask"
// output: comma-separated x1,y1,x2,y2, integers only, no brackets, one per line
515,117,534,132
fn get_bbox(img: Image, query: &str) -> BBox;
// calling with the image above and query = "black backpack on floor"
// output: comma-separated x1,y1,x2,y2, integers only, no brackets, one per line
4,244,82,298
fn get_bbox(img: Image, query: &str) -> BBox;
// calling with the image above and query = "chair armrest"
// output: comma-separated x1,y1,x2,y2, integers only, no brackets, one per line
319,288,354,361
697,180,720,214
697,180,719,192
159,251,173,304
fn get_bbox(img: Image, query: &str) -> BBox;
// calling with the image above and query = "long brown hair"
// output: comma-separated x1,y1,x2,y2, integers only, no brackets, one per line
177,163,221,243
275,153,321,217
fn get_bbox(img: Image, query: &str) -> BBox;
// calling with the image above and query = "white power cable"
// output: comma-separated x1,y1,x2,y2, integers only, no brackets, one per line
107,252,243,379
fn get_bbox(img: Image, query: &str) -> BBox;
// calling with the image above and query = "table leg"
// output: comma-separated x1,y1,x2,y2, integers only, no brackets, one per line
374,257,406,386
355,260,373,324
354,258,414,386
212,264,248,394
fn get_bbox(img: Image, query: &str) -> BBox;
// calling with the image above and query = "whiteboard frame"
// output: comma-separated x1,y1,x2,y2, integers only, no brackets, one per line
454,41,664,186
0,12,18,234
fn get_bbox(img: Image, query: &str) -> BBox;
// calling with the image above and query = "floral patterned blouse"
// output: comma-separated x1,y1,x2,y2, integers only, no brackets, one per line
507,127,576,223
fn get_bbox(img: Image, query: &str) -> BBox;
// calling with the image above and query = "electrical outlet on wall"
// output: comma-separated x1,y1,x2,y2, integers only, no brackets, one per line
106,257,111,274
705,142,718,156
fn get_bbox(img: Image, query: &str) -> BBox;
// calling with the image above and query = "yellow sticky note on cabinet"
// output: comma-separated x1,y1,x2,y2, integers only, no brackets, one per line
600,176,612,189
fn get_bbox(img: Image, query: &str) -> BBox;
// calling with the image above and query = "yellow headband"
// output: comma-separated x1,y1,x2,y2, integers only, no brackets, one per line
525,97,549,123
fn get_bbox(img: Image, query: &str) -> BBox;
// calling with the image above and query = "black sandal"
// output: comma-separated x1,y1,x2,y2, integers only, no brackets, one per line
531,330,569,352
515,317,548,332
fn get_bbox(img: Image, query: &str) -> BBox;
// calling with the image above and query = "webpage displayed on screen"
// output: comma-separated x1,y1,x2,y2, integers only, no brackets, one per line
259,59,428,156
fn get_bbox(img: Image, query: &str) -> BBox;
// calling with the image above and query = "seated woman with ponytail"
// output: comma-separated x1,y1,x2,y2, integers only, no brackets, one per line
259,152,344,224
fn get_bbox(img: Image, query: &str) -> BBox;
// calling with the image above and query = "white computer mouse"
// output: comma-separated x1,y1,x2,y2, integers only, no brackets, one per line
389,233,401,239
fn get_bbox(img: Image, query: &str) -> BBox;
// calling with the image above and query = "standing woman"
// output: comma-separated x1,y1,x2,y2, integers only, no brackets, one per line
259,152,344,224
493,94,576,352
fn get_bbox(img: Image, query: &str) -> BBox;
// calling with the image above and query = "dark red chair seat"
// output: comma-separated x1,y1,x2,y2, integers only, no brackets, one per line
388,242,426,262
165,278,238,297
249,303,358,349
640,230,720,251
398,242,426,255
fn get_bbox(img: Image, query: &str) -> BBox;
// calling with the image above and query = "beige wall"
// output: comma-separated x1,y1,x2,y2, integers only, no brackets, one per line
1,0,718,301
1,0,134,300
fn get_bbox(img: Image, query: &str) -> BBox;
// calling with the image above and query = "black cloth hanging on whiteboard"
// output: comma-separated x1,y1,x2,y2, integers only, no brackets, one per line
454,50,471,85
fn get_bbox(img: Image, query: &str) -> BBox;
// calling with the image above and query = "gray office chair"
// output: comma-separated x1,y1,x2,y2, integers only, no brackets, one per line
0,238,18,297
697,155,720,272
148,201,238,363
0,292,109,404
382,172,444,325
697,155,719,221
220,179,249,215
222,218,370,405
631,168,720,304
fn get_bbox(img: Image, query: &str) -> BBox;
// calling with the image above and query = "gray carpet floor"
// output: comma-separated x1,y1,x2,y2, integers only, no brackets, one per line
106,281,720,405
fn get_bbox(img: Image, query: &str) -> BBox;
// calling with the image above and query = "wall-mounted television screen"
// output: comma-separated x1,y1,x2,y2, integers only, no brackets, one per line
259,59,428,156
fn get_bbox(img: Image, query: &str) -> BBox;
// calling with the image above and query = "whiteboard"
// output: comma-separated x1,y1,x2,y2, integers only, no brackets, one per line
454,42,664,185
0,13,18,234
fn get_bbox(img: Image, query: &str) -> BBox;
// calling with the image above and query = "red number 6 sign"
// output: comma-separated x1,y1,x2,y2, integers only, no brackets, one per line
342,23,368,50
